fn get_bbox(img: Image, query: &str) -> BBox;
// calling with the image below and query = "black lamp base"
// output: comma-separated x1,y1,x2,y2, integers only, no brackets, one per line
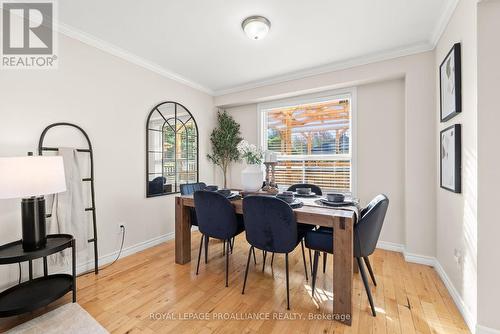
21,197,47,251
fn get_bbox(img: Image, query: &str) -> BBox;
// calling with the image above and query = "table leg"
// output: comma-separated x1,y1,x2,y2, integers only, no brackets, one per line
332,216,353,325
72,239,76,302
175,197,191,264
43,257,48,276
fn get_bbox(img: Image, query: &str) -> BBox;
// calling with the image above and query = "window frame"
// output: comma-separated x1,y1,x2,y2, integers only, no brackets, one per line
146,101,199,198
257,88,357,195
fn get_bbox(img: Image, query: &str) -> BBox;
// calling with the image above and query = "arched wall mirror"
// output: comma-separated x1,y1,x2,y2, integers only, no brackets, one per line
146,102,199,197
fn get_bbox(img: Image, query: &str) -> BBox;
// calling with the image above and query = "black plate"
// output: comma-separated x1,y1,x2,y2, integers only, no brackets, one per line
227,193,241,201
289,199,304,209
318,198,357,207
293,192,318,198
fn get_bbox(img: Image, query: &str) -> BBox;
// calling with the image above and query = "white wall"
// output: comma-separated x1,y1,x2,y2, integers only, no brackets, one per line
477,0,500,332
0,33,215,286
435,0,478,329
357,79,405,245
226,79,406,246
216,51,437,258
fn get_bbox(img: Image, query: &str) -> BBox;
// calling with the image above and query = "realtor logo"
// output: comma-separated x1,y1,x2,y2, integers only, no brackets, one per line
1,1,57,69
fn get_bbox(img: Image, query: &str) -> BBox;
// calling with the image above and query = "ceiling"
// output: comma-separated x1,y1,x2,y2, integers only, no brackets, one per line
58,0,457,95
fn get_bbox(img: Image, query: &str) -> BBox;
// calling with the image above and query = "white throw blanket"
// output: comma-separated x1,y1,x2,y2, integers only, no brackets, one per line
48,148,89,265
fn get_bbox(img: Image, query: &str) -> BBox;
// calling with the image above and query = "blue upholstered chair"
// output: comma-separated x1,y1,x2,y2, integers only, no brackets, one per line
305,194,389,316
180,182,207,228
180,182,211,262
287,183,323,195
241,196,310,310
287,183,324,273
194,190,245,287
180,182,207,197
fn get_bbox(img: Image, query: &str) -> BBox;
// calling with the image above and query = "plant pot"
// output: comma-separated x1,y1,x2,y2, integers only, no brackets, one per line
241,164,263,192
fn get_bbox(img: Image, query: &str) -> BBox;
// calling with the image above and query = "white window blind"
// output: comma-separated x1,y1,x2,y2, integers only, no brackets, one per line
260,95,353,193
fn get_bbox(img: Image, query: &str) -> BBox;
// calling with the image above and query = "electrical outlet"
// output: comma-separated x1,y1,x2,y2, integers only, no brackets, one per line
117,223,125,234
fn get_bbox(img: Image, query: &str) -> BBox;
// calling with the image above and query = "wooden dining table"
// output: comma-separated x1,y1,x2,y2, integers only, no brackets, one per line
174,194,356,326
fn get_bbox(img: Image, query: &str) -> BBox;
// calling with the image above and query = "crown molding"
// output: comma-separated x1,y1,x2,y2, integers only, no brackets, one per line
54,22,214,95
213,42,434,96
430,0,460,47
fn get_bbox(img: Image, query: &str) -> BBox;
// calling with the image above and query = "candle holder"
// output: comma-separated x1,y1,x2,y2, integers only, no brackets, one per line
263,162,279,194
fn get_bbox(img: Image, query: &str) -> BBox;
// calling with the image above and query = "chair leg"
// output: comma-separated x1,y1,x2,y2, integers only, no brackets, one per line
242,246,253,294
300,240,308,281
285,253,290,310
196,234,204,275
225,239,230,287
271,252,274,267
230,237,234,254
222,240,225,256
252,247,257,265
323,252,327,273
262,251,267,272
204,235,209,264
363,256,377,286
357,257,376,316
308,248,313,276
311,251,320,297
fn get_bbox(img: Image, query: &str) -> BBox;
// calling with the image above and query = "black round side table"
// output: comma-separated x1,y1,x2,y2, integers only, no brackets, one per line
0,234,76,317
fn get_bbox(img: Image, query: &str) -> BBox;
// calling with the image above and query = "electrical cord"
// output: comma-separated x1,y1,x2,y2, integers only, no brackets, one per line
99,224,126,271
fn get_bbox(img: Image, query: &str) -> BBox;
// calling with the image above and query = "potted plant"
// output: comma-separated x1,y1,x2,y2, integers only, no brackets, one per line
207,111,242,188
237,140,264,191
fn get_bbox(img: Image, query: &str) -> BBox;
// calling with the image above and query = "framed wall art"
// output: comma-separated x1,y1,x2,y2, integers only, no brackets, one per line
439,43,462,122
440,124,461,193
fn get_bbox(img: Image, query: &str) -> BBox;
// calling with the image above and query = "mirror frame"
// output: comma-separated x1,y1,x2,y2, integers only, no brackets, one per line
146,101,199,197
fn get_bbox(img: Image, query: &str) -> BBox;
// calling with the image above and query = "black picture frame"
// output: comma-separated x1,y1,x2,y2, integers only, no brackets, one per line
440,124,461,193
439,43,462,122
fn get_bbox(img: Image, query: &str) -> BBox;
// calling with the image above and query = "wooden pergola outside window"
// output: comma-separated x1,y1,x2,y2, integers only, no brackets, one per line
262,97,352,193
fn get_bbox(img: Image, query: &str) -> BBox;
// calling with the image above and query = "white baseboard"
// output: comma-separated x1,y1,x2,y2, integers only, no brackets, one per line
376,241,405,253
76,231,175,275
477,325,500,334
403,252,436,267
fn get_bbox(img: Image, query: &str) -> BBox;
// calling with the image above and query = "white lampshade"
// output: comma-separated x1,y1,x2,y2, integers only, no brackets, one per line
0,156,66,199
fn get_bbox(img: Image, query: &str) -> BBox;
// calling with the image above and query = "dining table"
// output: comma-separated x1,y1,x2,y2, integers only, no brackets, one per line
174,193,357,326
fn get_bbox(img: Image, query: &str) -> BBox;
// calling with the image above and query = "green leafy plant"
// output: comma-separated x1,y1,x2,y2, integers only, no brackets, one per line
207,110,242,188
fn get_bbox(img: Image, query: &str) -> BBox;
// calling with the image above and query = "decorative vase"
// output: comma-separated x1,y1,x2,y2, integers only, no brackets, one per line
241,164,263,192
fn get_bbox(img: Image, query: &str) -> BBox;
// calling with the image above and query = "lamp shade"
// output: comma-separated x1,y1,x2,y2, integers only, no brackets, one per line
0,156,66,199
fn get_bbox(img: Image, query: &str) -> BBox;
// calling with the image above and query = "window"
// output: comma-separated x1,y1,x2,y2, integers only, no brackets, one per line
259,91,355,194
146,102,198,197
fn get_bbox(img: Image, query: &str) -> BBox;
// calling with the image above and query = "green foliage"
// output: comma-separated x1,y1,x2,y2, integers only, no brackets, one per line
207,110,242,187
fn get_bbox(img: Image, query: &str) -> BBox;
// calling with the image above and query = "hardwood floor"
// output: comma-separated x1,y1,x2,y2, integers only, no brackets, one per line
0,232,470,333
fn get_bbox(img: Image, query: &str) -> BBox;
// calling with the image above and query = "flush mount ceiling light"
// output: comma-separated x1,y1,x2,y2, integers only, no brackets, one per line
242,16,271,40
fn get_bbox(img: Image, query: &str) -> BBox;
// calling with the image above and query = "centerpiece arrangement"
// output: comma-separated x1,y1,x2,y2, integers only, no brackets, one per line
237,140,264,191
